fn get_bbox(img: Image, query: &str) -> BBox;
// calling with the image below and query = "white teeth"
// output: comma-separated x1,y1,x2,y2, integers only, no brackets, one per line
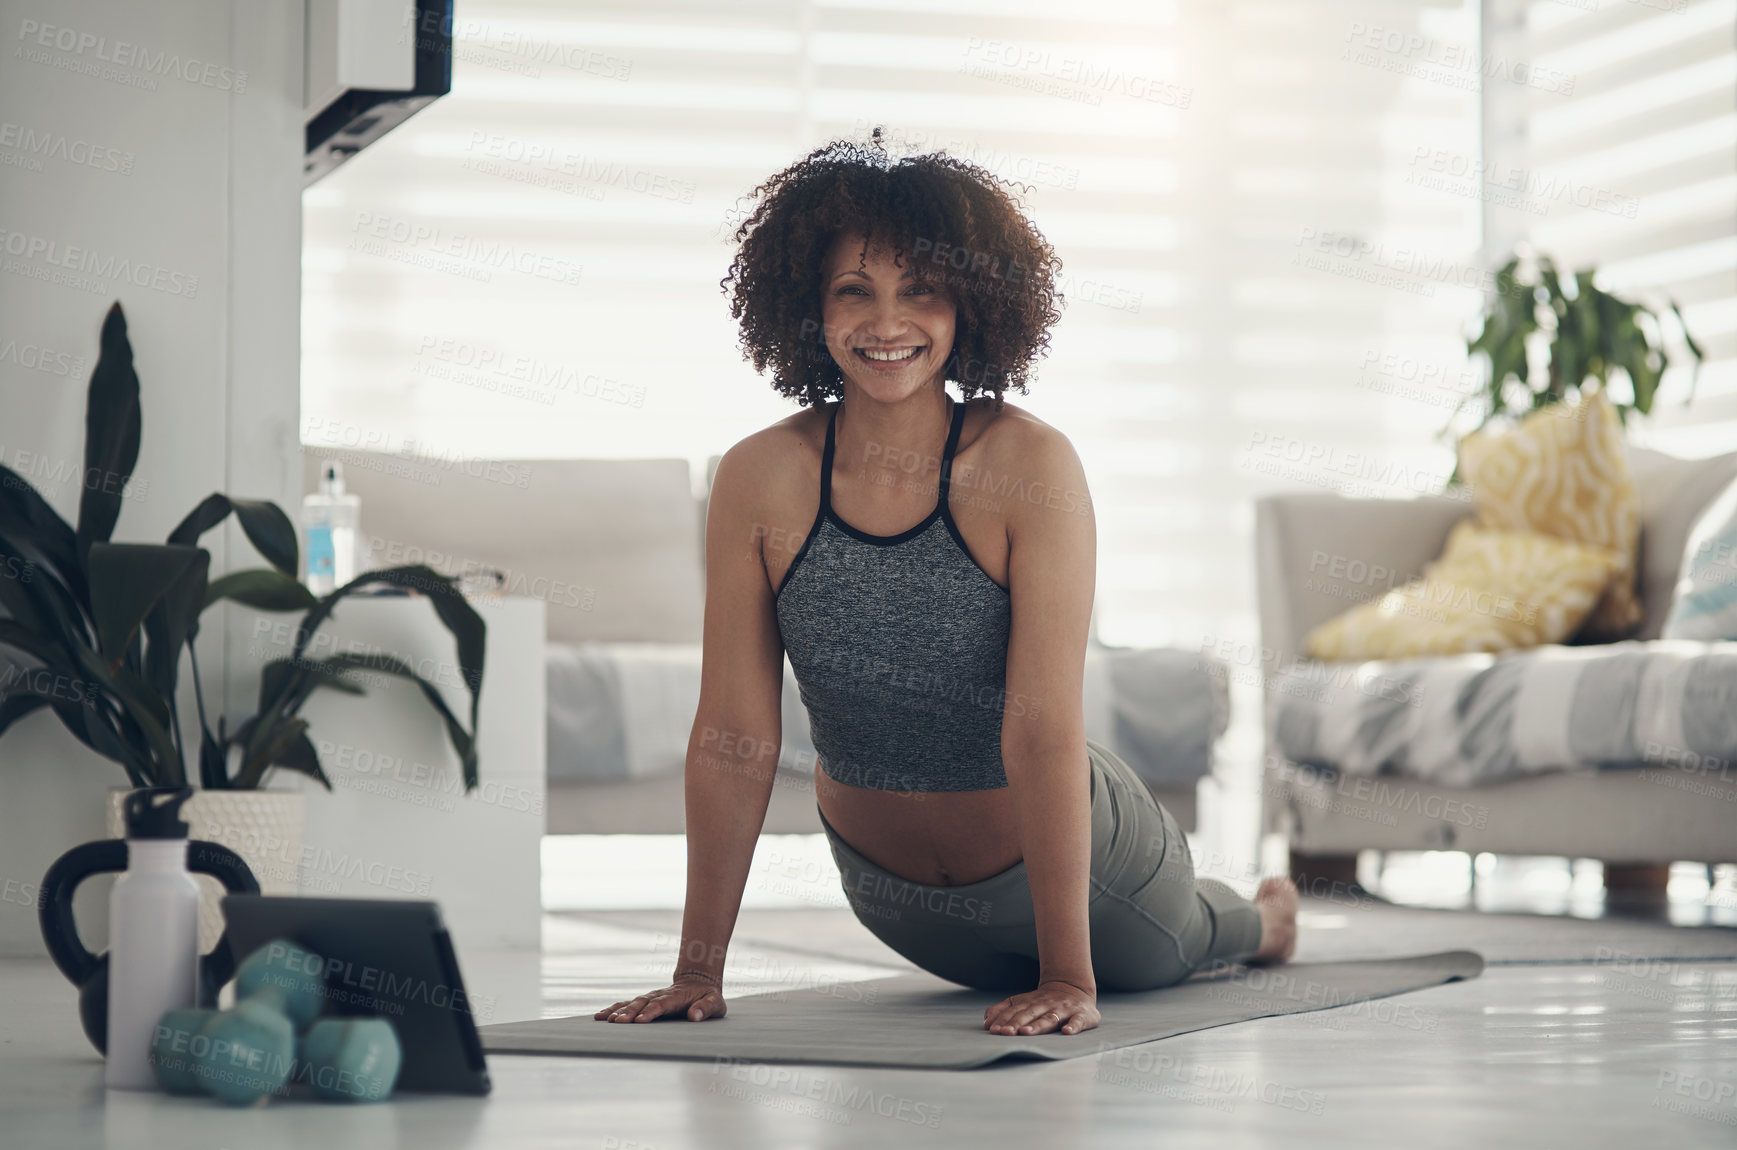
861,347,921,362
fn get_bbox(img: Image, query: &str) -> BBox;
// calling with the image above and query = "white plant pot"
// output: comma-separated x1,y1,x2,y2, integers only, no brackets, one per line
106,788,305,954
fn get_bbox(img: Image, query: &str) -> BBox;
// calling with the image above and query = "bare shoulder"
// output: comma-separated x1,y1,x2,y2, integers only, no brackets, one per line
710,404,831,514
959,398,1092,516
708,406,834,582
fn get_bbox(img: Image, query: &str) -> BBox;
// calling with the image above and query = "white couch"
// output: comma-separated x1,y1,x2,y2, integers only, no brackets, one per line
305,449,1224,834
1255,445,1737,882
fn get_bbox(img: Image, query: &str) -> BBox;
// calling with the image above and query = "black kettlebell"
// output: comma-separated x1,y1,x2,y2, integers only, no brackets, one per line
38,834,261,1055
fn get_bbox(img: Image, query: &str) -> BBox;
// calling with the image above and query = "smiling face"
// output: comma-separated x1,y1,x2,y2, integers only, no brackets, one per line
820,232,957,404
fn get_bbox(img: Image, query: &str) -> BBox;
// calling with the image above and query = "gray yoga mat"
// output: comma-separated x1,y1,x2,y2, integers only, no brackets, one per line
481,949,1483,1070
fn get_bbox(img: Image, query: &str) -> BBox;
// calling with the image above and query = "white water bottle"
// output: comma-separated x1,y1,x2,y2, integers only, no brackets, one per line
105,787,201,1091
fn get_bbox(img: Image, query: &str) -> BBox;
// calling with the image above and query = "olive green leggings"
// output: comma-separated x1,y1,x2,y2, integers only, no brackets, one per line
816,738,1263,993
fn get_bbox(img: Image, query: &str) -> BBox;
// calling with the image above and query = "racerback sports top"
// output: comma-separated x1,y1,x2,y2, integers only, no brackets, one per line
774,397,1014,792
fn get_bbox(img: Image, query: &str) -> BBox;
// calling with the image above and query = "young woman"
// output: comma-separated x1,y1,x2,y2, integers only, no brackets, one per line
597,137,1297,1038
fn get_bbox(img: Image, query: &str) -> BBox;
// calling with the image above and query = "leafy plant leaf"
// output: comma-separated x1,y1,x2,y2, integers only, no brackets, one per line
203,569,319,612
269,728,331,790
110,662,171,731
75,303,142,566
0,463,85,604
200,725,228,790
0,532,88,659
1453,253,1708,452
0,691,50,741
1669,298,1705,361
317,651,479,789
292,565,486,736
0,618,69,667
256,656,364,718
86,543,203,665
0,674,150,788
1668,299,1704,404
66,638,182,785
76,697,152,788
171,495,299,578
142,548,209,717
231,716,312,790
233,656,365,788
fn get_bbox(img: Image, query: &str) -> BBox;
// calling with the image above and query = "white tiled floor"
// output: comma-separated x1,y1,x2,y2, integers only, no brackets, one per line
4,894,1735,1150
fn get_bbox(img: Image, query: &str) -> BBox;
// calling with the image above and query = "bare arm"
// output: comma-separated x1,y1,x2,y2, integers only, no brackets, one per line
597,438,789,1022
986,424,1098,1035
675,438,789,981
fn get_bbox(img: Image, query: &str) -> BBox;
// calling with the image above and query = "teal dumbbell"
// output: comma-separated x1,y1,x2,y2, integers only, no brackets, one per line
150,1008,219,1094
191,939,327,1105
296,1018,402,1102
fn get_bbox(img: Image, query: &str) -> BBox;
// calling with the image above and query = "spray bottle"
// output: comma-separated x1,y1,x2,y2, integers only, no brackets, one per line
303,458,362,595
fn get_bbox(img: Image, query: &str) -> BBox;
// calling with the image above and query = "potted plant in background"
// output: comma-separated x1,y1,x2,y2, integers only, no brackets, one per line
1424,252,1708,652
0,302,487,947
1444,252,1704,467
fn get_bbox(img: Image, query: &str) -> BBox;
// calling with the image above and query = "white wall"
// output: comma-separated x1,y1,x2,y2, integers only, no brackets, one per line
290,596,546,978
0,0,305,955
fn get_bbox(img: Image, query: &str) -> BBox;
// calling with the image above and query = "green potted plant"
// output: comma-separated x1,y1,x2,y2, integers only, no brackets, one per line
0,302,486,941
1446,253,1704,461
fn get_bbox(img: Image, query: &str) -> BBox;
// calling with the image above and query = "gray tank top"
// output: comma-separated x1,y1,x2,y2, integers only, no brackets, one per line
775,397,1013,792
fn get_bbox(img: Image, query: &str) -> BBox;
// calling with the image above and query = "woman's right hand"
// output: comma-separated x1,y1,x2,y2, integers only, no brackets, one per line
594,976,727,1023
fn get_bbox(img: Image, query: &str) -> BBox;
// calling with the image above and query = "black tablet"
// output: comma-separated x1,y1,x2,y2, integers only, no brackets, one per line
220,895,492,1095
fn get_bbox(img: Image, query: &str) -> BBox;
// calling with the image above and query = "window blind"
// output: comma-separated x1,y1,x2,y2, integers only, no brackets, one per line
1490,0,1735,456
303,0,1491,863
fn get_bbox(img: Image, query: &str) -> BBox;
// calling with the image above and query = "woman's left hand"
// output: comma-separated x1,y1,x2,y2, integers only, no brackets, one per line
984,979,1100,1036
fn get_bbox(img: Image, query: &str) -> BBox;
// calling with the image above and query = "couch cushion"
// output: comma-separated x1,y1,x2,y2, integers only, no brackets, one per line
1253,492,1477,668
1303,521,1619,660
302,450,704,643
1457,387,1641,639
544,640,1227,788
1103,646,1229,786
1662,472,1737,640
1626,446,1737,639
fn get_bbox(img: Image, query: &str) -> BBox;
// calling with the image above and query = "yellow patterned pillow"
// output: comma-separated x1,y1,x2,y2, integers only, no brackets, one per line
1456,386,1641,639
1304,521,1621,660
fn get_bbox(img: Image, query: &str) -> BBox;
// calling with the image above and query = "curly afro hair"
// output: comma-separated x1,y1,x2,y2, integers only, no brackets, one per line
721,131,1063,408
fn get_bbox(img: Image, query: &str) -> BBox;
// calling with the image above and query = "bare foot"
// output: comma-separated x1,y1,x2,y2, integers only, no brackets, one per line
1249,877,1299,964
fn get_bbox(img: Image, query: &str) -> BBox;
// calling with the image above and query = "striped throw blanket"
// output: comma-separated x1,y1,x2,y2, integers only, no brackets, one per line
1269,640,1737,786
